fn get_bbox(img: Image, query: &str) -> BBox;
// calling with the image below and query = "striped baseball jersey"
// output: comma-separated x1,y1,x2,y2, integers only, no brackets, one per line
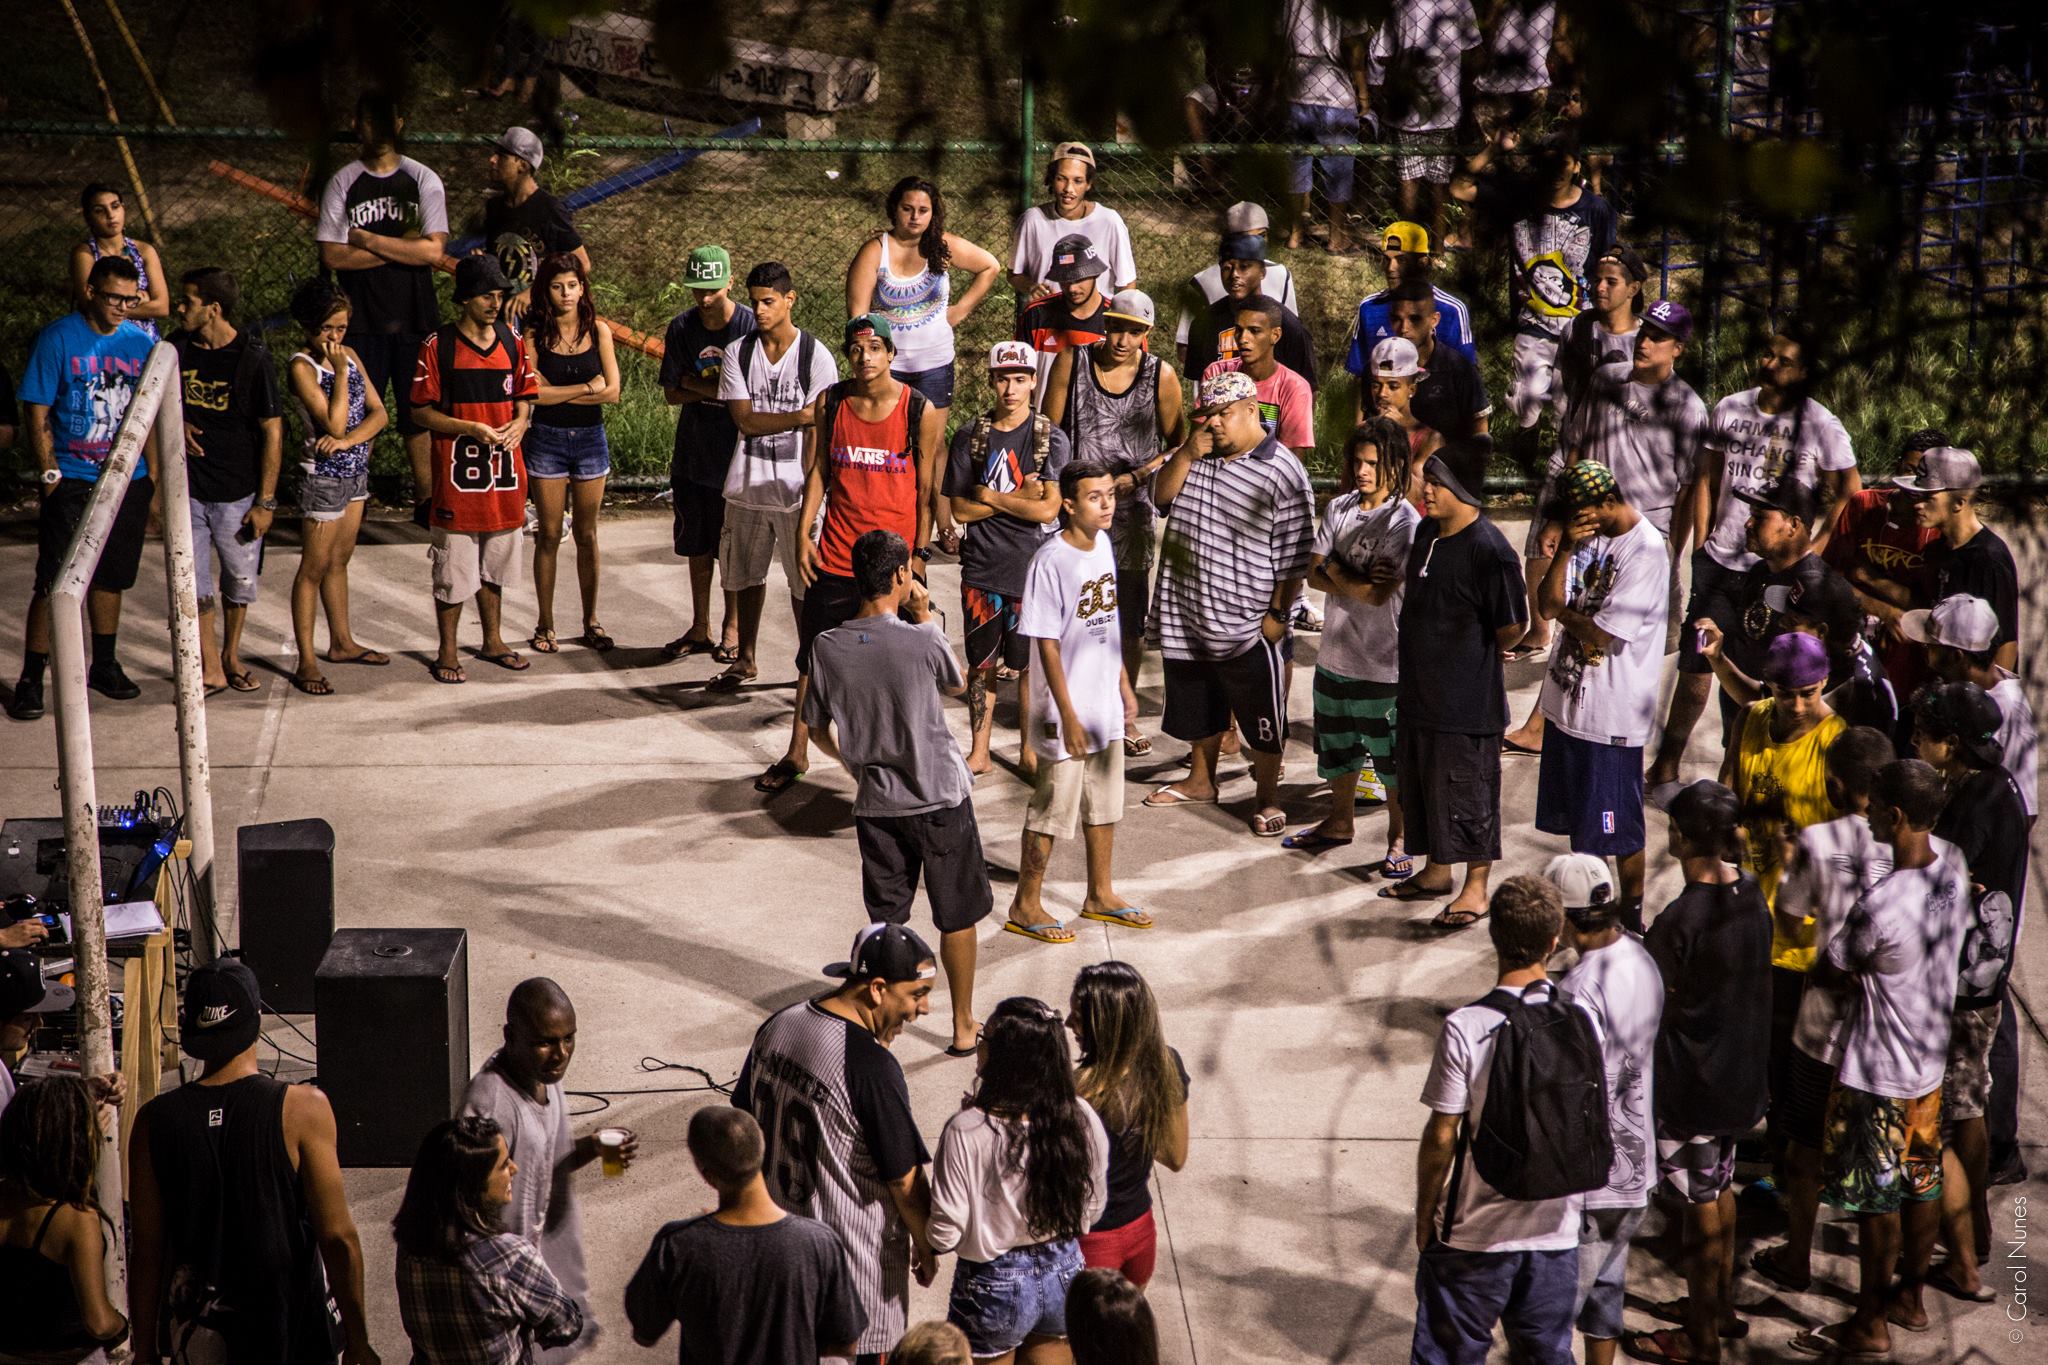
1152,435,1315,661
734,1001,929,1356
410,324,539,533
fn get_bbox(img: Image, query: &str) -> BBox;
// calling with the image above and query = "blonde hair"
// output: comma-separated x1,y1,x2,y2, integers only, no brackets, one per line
893,1321,972,1365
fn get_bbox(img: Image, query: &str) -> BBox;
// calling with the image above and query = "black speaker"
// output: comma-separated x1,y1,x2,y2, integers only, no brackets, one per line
315,928,469,1167
238,819,336,1014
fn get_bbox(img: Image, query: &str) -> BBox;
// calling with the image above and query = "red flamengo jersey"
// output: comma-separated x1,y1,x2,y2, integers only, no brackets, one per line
819,384,916,579
410,326,539,533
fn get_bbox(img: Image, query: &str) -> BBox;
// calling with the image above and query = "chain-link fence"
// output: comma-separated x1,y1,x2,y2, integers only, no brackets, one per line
2,0,2044,494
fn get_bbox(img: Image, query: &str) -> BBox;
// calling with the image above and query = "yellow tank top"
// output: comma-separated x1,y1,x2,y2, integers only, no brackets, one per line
1732,701,1845,970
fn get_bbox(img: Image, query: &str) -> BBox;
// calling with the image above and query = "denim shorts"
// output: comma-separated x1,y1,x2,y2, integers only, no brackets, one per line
190,495,263,608
947,1240,1083,1357
525,423,612,481
300,469,369,522
1286,101,1359,200
893,363,955,408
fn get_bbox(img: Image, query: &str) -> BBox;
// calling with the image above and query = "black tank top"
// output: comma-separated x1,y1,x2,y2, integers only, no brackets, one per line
0,1201,94,1351
533,334,604,428
144,1075,341,1364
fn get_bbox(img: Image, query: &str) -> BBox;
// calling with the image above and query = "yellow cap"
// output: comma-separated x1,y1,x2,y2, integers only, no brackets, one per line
1383,220,1431,254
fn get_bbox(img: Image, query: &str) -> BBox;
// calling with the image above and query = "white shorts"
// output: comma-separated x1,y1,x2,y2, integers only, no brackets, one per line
429,527,521,604
1508,331,1564,429
1023,744,1126,840
720,502,807,597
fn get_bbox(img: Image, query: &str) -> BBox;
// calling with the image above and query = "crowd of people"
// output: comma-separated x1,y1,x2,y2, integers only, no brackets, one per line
0,4,2037,1364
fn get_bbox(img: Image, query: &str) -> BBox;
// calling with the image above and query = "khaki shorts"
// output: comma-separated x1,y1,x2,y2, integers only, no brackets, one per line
1024,743,1125,840
429,527,521,604
720,502,807,597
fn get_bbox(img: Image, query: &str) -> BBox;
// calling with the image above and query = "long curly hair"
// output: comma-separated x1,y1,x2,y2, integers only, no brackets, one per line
885,176,951,274
973,996,1093,1241
525,252,596,349
0,1076,98,1210
1346,416,1410,501
1071,962,1182,1162
392,1116,506,1261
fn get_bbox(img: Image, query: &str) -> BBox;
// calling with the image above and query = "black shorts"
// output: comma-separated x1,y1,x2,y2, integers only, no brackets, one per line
963,585,1029,672
1161,639,1288,753
347,330,425,437
855,799,994,934
797,572,863,675
1116,570,1149,644
1396,726,1503,864
1776,1044,1837,1151
1676,549,1738,675
670,472,727,559
35,475,154,596
1534,727,1645,855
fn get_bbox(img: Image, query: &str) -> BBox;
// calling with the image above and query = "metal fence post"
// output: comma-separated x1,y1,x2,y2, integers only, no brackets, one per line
1018,66,1036,216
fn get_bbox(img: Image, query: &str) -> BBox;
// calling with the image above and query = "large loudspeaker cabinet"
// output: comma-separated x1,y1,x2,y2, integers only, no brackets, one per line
237,819,335,1014
315,928,469,1167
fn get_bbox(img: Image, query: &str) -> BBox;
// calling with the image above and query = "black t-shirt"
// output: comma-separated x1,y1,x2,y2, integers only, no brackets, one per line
623,1213,867,1365
1826,638,1899,737
1645,875,1773,1137
1929,527,2020,650
1398,516,1528,733
1937,764,2030,1009
1091,1047,1190,1232
1184,296,1319,390
1703,552,1847,682
659,303,757,488
169,330,283,504
0,362,17,431
321,160,444,336
943,415,1073,597
1411,341,1491,439
480,189,584,271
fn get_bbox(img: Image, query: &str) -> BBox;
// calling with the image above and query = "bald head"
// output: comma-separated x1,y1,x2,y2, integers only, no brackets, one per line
507,977,572,1029
499,978,576,1092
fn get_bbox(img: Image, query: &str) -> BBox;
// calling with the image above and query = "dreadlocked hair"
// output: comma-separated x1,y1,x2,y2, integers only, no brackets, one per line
0,1076,99,1210
973,996,1093,1241
1347,416,1410,500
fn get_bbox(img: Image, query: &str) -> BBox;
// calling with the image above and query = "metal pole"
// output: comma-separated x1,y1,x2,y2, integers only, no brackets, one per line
152,371,220,957
1018,66,1036,217
49,343,176,1315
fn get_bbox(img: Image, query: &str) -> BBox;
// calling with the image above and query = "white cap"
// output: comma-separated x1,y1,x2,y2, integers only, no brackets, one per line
1544,853,1616,914
1900,594,1999,652
1223,201,1269,235
1370,336,1424,379
1103,288,1156,327
987,339,1038,373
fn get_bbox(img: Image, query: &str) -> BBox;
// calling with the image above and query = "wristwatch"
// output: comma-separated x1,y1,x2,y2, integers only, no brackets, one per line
40,468,61,487
913,546,934,562
257,496,278,511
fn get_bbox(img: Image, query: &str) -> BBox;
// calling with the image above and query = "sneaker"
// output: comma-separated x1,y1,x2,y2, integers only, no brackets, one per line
1292,604,1324,633
5,676,43,721
1357,769,1388,804
87,661,141,700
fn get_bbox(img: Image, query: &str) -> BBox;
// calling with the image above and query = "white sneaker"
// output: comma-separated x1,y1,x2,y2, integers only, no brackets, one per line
1357,768,1388,804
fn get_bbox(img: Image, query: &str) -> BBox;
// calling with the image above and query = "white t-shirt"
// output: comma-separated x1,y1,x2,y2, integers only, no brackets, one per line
1538,519,1670,747
927,1104,1110,1265
1019,533,1125,762
1991,674,2038,817
1367,0,1482,132
1312,492,1419,683
1576,372,1709,535
1560,935,1663,1210
1702,390,1856,570
1176,261,1298,347
1780,814,1893,1063
1420,984,1587,1253
1826,839,1971,1099
716,331,839,511
1472,2,1558,94
1009,204,1138,292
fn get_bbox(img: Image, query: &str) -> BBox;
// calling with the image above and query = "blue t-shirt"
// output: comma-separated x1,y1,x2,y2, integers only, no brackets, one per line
18,314,156,482
1344,286,1478,373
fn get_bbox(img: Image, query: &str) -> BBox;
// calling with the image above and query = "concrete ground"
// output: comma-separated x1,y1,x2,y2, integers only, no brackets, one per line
2,507,2042,1364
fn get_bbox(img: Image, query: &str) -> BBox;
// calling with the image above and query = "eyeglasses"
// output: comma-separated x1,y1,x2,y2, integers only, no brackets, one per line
95,291,140,307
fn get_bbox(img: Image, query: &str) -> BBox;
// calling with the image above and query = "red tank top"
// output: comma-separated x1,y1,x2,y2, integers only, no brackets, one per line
819,385,916,578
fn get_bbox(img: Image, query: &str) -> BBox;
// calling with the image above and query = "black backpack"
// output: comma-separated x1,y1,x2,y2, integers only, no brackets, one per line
1452,983,1612,1210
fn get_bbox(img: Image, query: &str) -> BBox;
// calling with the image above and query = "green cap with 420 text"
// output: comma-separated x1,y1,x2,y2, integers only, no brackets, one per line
684,245,731,290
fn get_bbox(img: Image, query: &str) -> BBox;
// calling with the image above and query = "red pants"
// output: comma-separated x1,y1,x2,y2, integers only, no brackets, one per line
1079,1207,1156,1287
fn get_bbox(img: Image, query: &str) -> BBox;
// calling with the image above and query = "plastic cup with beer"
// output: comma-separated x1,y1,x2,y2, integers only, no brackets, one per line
597,1127,631,1178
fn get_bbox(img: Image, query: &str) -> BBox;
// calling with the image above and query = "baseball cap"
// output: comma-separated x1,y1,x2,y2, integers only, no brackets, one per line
1915,681,2006,769
824,923,937,983
1422,452,1483,509
1193,369,1258,415
1763,563,1860,636
1761,631,1830,688
988,339,1037,373
1383,221,1431,254
1640,299,1694,343
683,245,731,291
179,956,263,1063
1668,780,1741,851
453,254,515,303
1891,446,1982,495
1597,242,1649,284
493,126,544,171
1044,233,1108,283
1048,140,1097,171
1223,201,1270,235
1368,336,1424,379
1899,594,1999,652
1103,288,1156,328
0,949,74,1017
843,312,894,349
1544,853,1616,916
1735,475,1821,524
1218,232,1265,262
1558,461,1619,509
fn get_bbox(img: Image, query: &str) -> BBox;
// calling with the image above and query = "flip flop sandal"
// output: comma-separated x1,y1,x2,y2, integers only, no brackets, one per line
1748,1246,1813,1293
1381,851,1415,881
203,683,227,698
478,652,531,671
1501,642,1545,661
1787,1325,1890,1359
754,760,804,795
1429,906,1489,929
1281,828,1352,852
1924,1267,1996,1303
226,670,261,692
427,664,465,685
530,630,560,654
713,644,742,664
663,635,714,659
705,669,756,694
1122,733,1152,758
1620,1328,1713,1364
1645,1299,1751,1338
1502,737,1542,756
329,649,390,666
943,1041,979,1058
579,625,615,652
291,674,335,696
1378,879,1448,902
1142,786,1217,808
1002,919,1075,944
1079,906,1153,929
1250,811,1287,837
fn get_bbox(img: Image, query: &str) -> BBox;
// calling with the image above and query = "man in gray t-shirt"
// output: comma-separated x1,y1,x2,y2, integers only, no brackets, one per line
803,530,991,1055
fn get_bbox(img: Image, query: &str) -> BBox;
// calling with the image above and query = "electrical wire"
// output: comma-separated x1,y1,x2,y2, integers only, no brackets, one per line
566,1056,736,1116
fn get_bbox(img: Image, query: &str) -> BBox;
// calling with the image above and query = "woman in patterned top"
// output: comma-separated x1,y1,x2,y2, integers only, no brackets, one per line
70,183,169,341
285,279,390,696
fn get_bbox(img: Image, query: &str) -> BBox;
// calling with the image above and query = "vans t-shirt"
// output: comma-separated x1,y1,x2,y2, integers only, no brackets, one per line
1539,518,1670,747
819,386,918,580
1019,533,1123,761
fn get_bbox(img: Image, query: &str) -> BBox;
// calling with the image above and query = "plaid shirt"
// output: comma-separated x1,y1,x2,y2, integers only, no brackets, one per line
397,1234,583,1365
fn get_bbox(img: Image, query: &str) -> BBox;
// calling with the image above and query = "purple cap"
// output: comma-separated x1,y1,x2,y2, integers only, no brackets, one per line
1761,631,1829,688
1641,299,1694,344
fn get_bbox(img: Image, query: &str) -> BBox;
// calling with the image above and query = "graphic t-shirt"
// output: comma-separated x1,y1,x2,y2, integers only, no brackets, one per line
733,1002,930,1357
1019,533,1123,761
409,326,539,533
1778,814,1893,1063
1539,519,1670,747
1183,297,1319,391
1313,492,1420,683
1823,487,1939,692
18,313,155,482
1509,190,1619,339
315,158,449,336
819,385,918,580
803,615,971,818
1730,703,1847,953
1990,674,2039,818
1399,517,1528,733
1200,358,1315,451
478,189,582,284
1645,876,1773,1137
943,416,1072,598
661,303,757,489
169,331,282,504
1928,527,2020,652
1561,935,1664,1210
1935,765,2029,1010
1702,390,1857,570
1574,370,1709,534
715,331,837,512
1551,315,1637,448
1367,0,1481,132
1827,842,1972,1099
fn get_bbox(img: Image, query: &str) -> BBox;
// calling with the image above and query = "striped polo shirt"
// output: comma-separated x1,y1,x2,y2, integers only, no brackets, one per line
1153,434,1315,661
